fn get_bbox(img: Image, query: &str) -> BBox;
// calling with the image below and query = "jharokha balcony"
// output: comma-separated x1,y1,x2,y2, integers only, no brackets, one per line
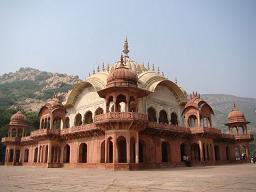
94,112,148,123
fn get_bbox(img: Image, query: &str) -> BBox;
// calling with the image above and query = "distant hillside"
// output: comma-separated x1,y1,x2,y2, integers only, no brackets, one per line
202,94,256,132
0,67,81,111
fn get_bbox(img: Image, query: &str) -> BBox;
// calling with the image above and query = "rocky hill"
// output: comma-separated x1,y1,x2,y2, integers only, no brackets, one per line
202,94,256,132
0,67,81,111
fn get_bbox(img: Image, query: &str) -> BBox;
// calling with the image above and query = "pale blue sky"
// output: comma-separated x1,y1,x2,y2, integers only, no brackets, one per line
0,0,256,98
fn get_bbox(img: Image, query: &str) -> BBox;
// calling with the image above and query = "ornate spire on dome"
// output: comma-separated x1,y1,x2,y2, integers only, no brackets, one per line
122,36,129,57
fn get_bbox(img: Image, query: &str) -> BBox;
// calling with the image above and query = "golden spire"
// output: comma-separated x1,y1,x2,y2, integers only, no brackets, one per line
122,36,129,57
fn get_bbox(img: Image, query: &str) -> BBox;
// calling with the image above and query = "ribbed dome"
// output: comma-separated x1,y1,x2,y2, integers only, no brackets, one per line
9,111,27,126
228,106,246,123
107,55,138,87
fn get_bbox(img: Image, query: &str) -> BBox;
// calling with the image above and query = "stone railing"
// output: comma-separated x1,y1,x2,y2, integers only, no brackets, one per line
61,123,97,135
190,127,221,134
1,137,20,143
234,134,254,140
221,133,235,139
21,136,33,142
147,122,191,133
31,129,60,137
94,112,148,123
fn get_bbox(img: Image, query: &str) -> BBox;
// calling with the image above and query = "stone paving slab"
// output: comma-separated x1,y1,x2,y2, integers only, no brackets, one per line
0,164,256,192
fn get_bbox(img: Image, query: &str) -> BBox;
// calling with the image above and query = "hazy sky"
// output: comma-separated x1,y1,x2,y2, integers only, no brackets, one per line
0,0,256,98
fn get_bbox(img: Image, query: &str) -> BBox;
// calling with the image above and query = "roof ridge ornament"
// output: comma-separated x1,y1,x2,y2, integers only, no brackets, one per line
122,36,129,58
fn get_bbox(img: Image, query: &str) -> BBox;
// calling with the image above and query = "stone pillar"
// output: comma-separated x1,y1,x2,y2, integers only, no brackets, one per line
126,135,130,163
199,141,204,162
105,137,108,163
50,114,53,129
60,146,64,163
211,144,216,161
47,143,52,164
113,134,117,163
135,132,139,164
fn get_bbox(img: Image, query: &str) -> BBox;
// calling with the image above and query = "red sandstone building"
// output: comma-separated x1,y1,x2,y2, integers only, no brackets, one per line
1,39,254,170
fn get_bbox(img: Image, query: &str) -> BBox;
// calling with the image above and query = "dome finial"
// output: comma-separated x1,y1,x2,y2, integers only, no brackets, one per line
120,54,125,67
123,36,129,57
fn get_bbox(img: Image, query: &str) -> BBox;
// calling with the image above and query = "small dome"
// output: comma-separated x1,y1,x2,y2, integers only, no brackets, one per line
46,97,63,108
228,105,246,123
9,111,27,126
107,55,138,87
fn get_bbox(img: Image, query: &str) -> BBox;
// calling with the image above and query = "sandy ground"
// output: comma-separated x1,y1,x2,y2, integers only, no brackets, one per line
0,164,256,192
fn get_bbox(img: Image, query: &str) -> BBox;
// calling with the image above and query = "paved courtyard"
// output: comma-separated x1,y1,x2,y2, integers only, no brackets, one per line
0,164,256,192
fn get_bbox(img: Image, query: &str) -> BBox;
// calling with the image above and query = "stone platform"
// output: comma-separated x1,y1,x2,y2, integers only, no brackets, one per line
0,164,255,192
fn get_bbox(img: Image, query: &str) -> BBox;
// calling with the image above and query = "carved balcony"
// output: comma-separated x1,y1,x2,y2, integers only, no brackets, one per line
94,112,148,131
190,127,221,135
20,136,33,143
147,122,190,134
1,137,20,143
95,112,148,123
60,123,99,137
31,128,60,138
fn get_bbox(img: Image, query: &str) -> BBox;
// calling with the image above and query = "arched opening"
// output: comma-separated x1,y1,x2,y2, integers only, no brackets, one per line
24,149,29,162
180,143,187,161
241,145,247,160
116,94,126,112
139,140,145,163
129,96,137,112
84,111,93,124
44,118,47,129
18,129,23,137
95,107,104,116
79,143,87,163
41,119,44,129
159,110,168,124
63,144,70,163
147,107,157,122
226,146,230,161
188,115,198,127
47,117,50,128
12,129,16,137
203,144,206,161
130,137,136,163
9,149,14,162
107,96,114,112
15,149,20,163
238,126,244,135
161,142,170,162
191,143,200,162
64,117,70,128
214,145,220,161
100,141,105,163
107,137,113,163
34,147,38,163
74,113,82,126
53,117,61,129
171,112,178,125
117,136,127,163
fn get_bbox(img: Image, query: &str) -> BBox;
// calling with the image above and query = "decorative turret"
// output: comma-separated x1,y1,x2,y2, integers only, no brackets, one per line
182,92,214,128
38,95,66,130
225,104,249,135
8,111,28,137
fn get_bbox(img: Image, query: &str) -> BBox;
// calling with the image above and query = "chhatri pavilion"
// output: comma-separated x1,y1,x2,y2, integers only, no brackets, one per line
1,39,254,170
